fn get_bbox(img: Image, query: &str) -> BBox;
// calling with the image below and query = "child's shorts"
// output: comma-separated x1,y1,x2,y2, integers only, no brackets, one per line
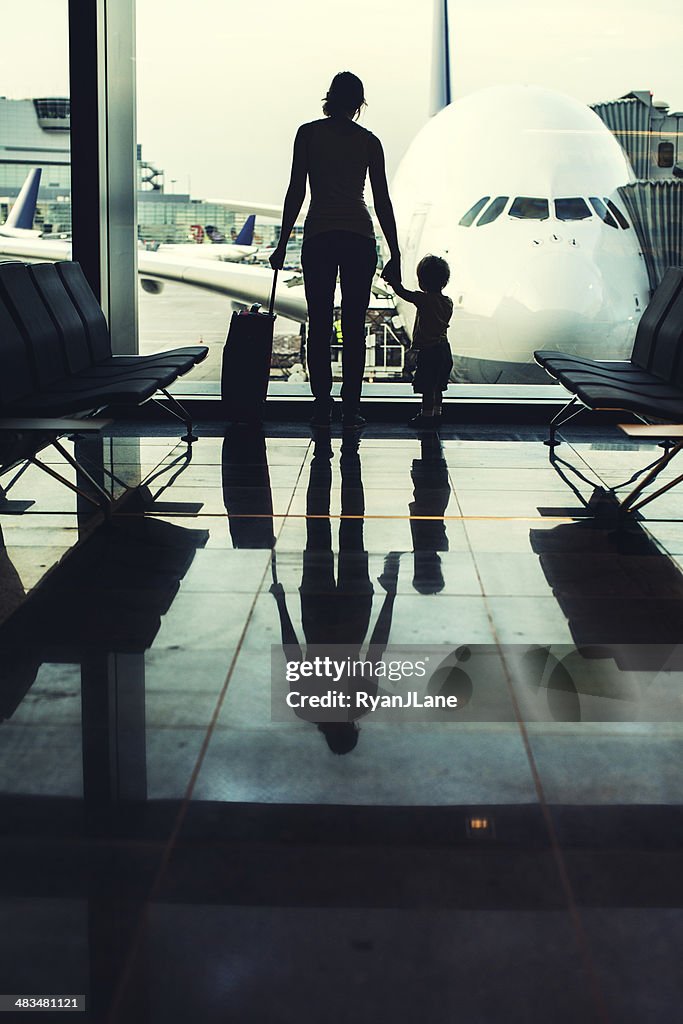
411,340,453,393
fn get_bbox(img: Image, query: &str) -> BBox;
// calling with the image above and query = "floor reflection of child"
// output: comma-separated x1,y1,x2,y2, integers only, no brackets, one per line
409,435,451,594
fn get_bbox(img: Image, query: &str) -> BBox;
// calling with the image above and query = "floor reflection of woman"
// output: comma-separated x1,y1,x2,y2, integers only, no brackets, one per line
270,434,399,753
269,72,401,428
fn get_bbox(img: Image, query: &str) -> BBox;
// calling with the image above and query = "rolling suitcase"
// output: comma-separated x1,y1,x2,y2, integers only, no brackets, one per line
221,269,278,423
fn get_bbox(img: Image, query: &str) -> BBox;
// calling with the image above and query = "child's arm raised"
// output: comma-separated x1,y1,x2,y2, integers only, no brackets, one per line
386,279,425,306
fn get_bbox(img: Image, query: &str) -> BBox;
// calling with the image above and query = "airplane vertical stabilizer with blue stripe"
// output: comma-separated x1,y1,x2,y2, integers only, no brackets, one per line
4,168,42,231
234,214,256,246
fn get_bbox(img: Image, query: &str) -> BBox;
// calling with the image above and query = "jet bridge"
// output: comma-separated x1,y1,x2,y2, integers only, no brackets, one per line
618,180,683,291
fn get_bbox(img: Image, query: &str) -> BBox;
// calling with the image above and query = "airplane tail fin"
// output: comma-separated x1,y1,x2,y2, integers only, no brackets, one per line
5,168,41,230
234,214,256,246
430,0,452,117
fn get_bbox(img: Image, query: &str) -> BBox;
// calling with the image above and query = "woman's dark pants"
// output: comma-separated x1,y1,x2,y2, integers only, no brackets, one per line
301,230,377,412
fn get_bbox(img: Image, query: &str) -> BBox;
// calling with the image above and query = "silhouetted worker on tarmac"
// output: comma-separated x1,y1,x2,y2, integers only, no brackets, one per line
270,71,402,428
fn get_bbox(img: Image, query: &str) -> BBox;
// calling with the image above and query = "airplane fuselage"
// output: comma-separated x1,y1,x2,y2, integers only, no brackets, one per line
155,242,257,262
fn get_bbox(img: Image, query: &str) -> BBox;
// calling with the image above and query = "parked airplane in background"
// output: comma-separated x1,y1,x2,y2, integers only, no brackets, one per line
0,0,651,382
0,169,42,239
153,214,266,262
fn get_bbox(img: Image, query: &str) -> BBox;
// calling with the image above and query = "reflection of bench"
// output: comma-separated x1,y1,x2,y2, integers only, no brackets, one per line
529,518,683,669
0,261,208,510
0,516,209,720
535,267,683,514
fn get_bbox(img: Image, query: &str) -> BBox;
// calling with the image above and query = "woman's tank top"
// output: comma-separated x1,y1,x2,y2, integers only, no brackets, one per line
303,118,376,241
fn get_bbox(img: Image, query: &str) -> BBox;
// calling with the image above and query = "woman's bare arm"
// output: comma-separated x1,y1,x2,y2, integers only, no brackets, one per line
270,125,308,269
368,135,401,281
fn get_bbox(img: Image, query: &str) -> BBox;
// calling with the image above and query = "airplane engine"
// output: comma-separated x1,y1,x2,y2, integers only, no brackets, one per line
140,278,164,295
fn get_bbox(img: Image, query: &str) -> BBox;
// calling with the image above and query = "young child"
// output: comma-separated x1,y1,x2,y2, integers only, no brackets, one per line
385,255,453,428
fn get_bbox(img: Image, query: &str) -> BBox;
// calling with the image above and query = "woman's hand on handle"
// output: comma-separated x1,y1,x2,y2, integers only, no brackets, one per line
269,244,287,271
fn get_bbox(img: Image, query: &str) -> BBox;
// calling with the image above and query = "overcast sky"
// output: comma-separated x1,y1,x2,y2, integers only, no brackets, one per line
3,0,682,202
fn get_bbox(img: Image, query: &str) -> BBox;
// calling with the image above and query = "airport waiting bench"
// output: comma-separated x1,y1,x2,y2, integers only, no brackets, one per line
535,265,683,514
0,260,208,511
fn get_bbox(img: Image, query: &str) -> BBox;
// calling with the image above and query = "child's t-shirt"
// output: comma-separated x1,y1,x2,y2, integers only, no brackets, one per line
413,292,453,348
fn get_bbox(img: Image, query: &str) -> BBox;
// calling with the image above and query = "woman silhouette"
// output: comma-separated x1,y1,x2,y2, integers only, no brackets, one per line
270,71,401,427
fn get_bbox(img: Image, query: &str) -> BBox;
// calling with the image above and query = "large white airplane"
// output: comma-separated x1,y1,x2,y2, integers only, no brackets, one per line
388,0,649,382
0,0,650,382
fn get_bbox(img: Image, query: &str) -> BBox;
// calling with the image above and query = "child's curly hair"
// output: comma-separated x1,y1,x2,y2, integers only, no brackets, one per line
416,255,450,292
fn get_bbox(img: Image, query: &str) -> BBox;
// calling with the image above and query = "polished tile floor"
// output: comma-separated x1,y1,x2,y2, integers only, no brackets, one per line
0,421,682,1023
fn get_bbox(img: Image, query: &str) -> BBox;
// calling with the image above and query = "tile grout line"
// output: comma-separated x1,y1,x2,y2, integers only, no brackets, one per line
106,438,313,1023
461,519,614,1024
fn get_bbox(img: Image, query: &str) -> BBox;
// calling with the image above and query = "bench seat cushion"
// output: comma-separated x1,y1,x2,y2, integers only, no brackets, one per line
535,353,648,379
99,347,208,370
73,363,180,388
536,351,633,370
554,367,678,392
573,381,683,421
5,378,158,417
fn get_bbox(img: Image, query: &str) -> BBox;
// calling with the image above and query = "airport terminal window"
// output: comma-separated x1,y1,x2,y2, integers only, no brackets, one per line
458,197,490,227
2,6,71,238
554,197,591,221
606,199,630,229
509,197,549,220
589,197,618,227
658,142,675,168
476,196,509,226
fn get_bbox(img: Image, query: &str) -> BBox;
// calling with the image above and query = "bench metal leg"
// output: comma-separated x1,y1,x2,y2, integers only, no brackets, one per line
617,439,683,515
544,396,583,453
49,438,116,511
155,390,198,443
1,440,112,513
29,454,111,511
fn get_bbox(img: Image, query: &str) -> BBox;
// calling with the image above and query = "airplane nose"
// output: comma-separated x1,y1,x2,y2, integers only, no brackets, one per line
495,251,637,360
510,251,603,318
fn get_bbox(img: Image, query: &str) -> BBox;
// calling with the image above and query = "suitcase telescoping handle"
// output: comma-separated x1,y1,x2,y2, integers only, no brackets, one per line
268,269,278,317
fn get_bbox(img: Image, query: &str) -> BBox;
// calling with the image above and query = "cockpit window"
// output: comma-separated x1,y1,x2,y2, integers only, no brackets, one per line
509,197,549,220
589,197,618,228
459,197,490,227
476,196,509,226
606,199,630,229
555,198,591,221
